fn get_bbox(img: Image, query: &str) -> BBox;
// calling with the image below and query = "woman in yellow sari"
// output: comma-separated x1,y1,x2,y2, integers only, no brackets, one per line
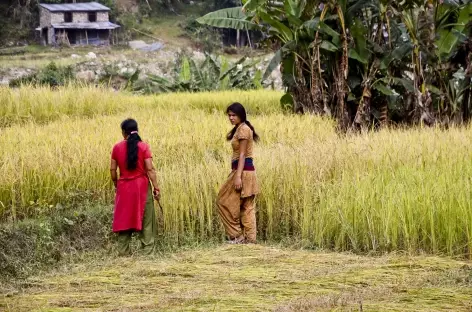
217,103,260,244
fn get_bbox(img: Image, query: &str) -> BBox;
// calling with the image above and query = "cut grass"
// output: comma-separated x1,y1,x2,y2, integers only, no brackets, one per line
1,244,471,311
0,46,100,69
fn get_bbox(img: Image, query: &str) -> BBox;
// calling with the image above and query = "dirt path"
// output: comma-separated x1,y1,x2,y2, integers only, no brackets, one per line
1,245,471,311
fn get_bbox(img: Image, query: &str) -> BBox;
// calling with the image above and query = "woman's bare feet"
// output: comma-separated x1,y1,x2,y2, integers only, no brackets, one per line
226,235,245,244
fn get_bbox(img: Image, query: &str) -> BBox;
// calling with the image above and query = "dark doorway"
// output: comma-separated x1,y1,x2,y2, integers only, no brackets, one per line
67,30,77,44
42,27,48,45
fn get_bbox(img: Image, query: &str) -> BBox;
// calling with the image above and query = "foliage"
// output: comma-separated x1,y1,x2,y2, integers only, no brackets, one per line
115,13,144,42
134,53,263,93
0,204,112,281
213,0,240,10
9,62,74,87
197,0,472,130
100,62,141,90
97,0,118,20
182,19,223,52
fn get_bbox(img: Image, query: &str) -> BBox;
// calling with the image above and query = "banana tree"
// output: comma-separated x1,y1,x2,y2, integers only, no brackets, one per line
197,0,472,129
134,53,263,94
388,0,472,124
433,0,472,120
197,0,394,129
350,1,415,129
197,0,319,113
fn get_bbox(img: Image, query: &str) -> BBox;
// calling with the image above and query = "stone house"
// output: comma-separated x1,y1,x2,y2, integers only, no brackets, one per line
36,2,120,46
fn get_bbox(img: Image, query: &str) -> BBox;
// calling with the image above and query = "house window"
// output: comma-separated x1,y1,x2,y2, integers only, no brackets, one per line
88,12,97,22
64,12,72,22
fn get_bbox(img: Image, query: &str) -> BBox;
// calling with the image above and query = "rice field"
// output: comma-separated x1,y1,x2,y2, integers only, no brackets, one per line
1,86,472,256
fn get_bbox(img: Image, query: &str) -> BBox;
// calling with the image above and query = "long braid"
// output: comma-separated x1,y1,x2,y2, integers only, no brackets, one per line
126,132,142,170
120,119,142,170
244,120,259,142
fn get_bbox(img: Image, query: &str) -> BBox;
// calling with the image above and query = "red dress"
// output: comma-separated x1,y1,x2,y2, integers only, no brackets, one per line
111,140,152,232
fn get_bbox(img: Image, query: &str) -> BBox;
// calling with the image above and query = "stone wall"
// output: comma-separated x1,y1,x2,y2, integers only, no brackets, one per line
39,7,51,27
72,12,88,23
39,9,61,44
40,9,109,26
97,12,109,22
48,28,55,45
51,12,65,24
72,11,109,23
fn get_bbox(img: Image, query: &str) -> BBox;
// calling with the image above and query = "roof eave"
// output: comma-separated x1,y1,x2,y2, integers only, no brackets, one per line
51,23,120,30
38,2,111,12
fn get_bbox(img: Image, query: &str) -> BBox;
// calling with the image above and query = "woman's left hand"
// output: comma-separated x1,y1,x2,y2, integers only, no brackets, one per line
233,176,242,191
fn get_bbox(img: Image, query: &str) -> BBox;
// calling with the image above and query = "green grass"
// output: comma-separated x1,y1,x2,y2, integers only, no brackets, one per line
140,16,192,47
1,244,471,311
0,46,90,69
0,45,139,70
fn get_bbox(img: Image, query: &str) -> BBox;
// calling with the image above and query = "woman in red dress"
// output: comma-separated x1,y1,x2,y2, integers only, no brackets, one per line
110,118,160,256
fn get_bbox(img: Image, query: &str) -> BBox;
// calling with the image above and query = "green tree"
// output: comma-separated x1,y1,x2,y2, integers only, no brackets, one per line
197,0,472,130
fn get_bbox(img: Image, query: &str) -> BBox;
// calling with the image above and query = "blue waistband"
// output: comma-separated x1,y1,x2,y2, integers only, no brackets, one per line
232,158,253,165
231,158,255,171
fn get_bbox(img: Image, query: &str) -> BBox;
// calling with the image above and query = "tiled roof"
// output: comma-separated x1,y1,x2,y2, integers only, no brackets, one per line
39,2,110,12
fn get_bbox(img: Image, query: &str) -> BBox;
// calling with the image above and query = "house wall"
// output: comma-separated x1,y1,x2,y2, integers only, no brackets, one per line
39,7,53,45
51,12,65,24
97,12,109,22
48,28,55,45
71,11,109,22
40,10,109,26
39,7,51,27
48,13,64,44
72,12,88,22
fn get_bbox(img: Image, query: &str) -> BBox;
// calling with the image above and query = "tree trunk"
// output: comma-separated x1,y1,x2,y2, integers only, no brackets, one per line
417,4,435,126
353,86,372,129
353,60,379,129
379,100,388,127
335,5,349,132
309,37,324,114
292,57,313,113
308,6,329,115
334,61,349,131
411,46,434,125
246,29,252,49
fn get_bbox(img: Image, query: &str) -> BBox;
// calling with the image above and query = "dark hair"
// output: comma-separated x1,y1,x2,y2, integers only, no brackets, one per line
120,118,142,170
226,102,259,142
